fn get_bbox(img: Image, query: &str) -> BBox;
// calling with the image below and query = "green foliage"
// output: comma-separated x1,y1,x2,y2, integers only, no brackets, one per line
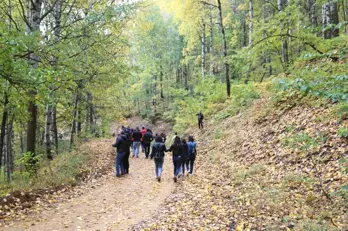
276,75,348,103
0,149,92,196
282,132,325,152
337,127,348,138
215,83,260,120
17,152,43,176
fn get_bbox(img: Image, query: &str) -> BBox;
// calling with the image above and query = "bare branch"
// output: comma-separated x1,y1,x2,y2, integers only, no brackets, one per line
200,0,218,8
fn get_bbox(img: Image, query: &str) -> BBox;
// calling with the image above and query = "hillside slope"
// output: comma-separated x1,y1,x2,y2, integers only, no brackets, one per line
134,96,348,230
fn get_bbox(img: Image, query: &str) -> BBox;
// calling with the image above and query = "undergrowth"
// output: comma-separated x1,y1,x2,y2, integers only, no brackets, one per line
0,147,92,196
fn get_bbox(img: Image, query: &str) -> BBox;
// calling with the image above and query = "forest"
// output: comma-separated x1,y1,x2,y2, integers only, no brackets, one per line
0,0,347,230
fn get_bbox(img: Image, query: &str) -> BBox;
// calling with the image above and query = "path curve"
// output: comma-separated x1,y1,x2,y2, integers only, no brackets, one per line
2,154,174,231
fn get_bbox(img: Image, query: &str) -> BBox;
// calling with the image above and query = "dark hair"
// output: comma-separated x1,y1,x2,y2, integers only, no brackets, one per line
147,128,151,132
174,136,181,145
142,127,145,129
182,139,187,145
188,136,194,142
155,136,163,142
175,132,178,135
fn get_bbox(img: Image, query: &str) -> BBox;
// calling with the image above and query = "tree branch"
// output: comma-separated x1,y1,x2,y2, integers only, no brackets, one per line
200,0,218,8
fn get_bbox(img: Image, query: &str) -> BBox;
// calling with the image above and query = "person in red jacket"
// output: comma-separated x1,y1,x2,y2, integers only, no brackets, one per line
141,126,147,153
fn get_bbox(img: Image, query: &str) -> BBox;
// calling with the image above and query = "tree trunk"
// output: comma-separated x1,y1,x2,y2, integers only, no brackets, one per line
262,2,272,76
0,93,9,169
77,99,82,136
6,116,14,182
69,92,79,152
217,0,230,97
249,0,253,46
308,0,318,28
209,13,213,77
322,1,340,39
342,0,347,33
278,0,289,64
52,106,58,154
26,0,44,156
246,0,253,83
201,21,206,79
87,92,95,134
44,102,53,160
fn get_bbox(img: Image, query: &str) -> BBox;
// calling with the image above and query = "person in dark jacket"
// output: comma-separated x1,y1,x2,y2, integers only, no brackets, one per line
167,136,184,182
143,129,154,158
112,132,128,177
131,127,142,158
150,136,167,182
181,139,189,175
196,112,204,129
123,131,132,174
161,133,166,143
187,136,197,175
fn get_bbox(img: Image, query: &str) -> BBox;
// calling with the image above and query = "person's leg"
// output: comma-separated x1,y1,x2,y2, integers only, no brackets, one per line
174,158,180,176
124,152,130,173
116,153,122,176
181,161,185,175
154,160,159,177
120,152,125,174
145,144,150,158
172,158,176,176
190,158,195,174
132,143,135,157
158,159,163,177
134,142,140,158
186,160,190,173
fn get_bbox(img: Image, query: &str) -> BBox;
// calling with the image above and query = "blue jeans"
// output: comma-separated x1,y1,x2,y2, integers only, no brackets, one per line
154,158,164,177
132,141,141,157
116,152,125,176
186,158,195,174
172,156,181,176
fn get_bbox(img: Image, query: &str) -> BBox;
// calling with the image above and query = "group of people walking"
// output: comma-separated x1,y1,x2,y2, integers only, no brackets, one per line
112,126,197,183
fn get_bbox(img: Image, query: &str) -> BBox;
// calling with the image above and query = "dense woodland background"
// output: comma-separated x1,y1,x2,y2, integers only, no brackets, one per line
0,0,347,201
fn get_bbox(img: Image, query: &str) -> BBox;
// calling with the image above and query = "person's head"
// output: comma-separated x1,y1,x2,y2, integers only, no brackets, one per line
182,138,187,145
120,131,125,135
155,136,162,142
155,133,158,137
142,126,145,130
121,125,125,129
147,128,151,132
136,126,140,131
188,136,194,142
112,133,116,137
174,136,181,145
175,132,177,136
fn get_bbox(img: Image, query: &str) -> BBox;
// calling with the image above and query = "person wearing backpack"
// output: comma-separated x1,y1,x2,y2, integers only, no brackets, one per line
143,129,154,158
187,136,197,175
167,136,184,182
196,112,204,129
181,139,189,175
131,127,142,158
123,131,132,174
150,136,167,182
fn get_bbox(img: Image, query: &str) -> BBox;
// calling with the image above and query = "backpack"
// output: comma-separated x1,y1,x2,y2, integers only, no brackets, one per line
154,148,163,159
188,142,197,158
199,113,204,120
